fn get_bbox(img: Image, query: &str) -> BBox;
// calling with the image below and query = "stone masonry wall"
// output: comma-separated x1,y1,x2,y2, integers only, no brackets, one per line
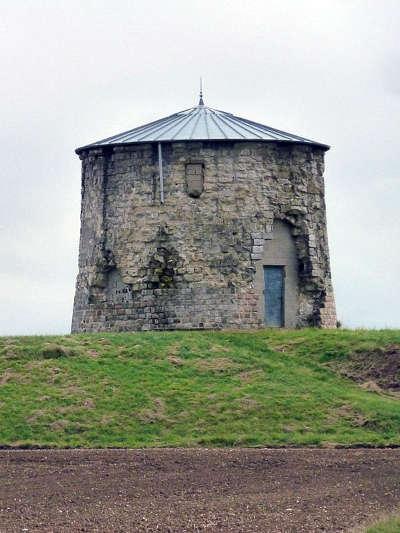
71,141,337,332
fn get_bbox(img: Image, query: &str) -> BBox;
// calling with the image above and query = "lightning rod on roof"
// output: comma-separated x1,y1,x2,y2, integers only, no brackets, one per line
199,77,204,106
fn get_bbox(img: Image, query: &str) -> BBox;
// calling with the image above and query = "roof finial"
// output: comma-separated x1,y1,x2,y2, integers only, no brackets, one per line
198,77,204,106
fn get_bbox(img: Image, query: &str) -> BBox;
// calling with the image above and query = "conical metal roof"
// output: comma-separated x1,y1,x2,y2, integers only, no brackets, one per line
76,99,329,153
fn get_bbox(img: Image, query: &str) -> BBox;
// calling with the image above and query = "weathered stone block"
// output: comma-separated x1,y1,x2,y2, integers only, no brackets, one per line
252,246,264,254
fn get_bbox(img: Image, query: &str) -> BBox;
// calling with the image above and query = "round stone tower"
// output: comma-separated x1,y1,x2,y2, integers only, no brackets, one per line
72,93,336,332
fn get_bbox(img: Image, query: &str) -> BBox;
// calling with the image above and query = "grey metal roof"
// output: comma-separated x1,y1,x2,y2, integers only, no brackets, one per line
77,102,329,152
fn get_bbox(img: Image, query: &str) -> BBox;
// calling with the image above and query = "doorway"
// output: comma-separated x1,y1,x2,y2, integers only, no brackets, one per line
263,266,285,327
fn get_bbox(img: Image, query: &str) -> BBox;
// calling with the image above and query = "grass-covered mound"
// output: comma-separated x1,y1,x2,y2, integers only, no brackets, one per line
0,329,399,448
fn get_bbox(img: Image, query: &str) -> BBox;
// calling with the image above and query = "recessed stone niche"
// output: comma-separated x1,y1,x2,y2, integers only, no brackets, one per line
185,163,204,198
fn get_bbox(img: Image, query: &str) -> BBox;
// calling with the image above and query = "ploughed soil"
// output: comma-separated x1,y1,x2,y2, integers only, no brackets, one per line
330,345,400,393
1,449,400,532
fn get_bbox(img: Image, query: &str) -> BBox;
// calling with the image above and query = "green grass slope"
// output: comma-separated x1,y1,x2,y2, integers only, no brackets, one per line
0,329,399,448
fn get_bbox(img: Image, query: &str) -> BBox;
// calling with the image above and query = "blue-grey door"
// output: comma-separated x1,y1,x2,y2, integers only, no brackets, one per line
264,266,284,327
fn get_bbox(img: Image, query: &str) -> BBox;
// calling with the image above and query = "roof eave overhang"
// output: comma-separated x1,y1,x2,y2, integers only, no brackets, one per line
75,138,330,155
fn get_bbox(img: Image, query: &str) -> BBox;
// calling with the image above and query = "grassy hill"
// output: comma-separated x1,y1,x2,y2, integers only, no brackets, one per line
0,329,399,448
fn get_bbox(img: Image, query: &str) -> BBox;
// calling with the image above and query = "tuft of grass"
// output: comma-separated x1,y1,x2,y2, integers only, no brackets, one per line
40,343,79,359
0,328,399,448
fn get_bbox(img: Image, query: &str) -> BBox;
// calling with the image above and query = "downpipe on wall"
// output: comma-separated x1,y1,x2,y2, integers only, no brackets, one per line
158,142,164,204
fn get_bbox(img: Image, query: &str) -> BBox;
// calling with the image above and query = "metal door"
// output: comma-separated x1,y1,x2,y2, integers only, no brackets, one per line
264,266,284,327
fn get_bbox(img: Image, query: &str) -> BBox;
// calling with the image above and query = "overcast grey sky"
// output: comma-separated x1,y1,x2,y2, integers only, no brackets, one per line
1,0,399,335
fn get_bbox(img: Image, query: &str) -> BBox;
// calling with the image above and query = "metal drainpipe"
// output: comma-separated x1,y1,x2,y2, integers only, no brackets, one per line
158,142,164,204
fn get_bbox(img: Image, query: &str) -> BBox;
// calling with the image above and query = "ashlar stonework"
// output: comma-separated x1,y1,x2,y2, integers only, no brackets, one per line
72,136,337,332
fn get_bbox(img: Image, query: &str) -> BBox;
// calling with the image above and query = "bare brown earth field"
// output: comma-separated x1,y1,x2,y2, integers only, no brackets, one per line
0,449,399,533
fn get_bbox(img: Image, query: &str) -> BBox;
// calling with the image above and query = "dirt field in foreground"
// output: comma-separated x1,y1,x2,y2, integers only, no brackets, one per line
0,449,399,532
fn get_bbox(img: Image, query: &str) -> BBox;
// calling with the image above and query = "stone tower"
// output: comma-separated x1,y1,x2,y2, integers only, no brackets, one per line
72,93,336,332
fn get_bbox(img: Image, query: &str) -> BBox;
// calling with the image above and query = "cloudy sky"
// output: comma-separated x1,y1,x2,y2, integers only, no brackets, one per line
1,0,399,335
